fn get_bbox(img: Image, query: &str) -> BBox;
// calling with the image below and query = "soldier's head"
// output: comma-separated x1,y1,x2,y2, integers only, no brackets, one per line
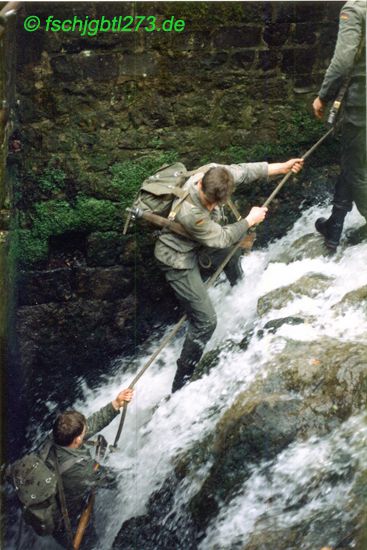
53,410,87,448
199,167,234,210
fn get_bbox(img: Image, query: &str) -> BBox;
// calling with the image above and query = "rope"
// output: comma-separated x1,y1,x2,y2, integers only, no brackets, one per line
112,126,334,448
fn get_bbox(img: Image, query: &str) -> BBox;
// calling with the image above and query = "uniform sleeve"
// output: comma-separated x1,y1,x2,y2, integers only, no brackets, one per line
319,4,364,102
196,162,268,192
220,162,269,192
179,206,249,249
85,403,119,439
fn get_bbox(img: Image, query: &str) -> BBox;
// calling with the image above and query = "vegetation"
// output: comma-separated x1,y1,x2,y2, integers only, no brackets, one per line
108,151,178,211
12,102,339,269
12,152,179,268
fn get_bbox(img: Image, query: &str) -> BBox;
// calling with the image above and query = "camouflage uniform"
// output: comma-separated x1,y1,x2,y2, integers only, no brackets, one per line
49,402,119,547
155,162,268,392
317,0,366,242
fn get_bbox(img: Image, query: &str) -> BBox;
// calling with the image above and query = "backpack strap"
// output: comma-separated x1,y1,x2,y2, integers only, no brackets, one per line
226,198,242,221
167,189,190,221
59,455,84,474
52,447,74,548
39,439,80,474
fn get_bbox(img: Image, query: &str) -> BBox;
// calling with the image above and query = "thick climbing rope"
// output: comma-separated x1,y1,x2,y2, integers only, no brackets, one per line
112,125,334,448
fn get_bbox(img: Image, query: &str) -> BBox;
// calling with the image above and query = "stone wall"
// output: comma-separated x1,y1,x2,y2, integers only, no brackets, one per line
11,1,342,413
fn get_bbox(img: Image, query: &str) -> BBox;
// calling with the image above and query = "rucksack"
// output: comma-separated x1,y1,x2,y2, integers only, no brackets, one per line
123,162,193,234
123,162,243,236
11,441,77,536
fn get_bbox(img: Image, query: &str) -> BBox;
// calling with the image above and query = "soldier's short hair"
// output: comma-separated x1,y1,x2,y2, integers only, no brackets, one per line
202,167,234,205
53,410,86,446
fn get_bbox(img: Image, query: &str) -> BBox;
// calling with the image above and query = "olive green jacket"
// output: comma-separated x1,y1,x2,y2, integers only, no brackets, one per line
47,402,119,517
319,0,366,126
155,162,268,270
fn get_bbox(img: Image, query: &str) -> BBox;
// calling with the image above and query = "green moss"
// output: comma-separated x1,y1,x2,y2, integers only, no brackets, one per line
38,165,66,194
13,152,180,268
166,1,245,28
198,103,338,166
15,230,48,266
108,151,178,210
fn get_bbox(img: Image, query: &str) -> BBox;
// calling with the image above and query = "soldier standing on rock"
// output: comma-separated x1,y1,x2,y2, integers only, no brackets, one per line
313,0,366,250
155,158,303,393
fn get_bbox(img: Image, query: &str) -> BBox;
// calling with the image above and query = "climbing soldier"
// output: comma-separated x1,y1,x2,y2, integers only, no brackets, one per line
50,387,133,548
155,158,303,392
313,0,366,249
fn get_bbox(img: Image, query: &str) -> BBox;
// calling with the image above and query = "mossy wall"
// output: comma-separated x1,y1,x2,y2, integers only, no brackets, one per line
11,1,342,400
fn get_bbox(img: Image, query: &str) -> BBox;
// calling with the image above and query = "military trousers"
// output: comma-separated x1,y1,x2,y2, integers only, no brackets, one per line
333,121,367,220
158,248,243,390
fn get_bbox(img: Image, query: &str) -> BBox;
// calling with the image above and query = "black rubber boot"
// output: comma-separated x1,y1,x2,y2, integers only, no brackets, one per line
171,358,196,393
172,339,204,393
315,206,348,250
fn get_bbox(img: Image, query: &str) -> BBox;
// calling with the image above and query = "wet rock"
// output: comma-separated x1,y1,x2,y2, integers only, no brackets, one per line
86,231,124,267
332,285,367,316
190,393,302,528
74,266,134,300
270,338,367,423
258,315,305,335
112,333,367,548
16,295,136,386
18,268,73,306
112,474,197,550
257,273,333,316
274,233,331,263
184,339,367,530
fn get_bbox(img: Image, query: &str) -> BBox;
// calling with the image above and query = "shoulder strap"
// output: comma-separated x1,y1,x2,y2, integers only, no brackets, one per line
52,447,74,548
167,189,190,221
59,455,82,475
226,198,242,221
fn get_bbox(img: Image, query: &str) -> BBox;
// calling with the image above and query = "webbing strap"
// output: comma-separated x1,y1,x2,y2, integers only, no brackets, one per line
52,447,74,548
167,189,190,221
226,198,242,221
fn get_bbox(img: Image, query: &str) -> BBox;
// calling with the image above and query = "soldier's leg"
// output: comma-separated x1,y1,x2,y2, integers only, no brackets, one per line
163,265,217,392
201,247,243,286
348,124,367,221
315,122,353,249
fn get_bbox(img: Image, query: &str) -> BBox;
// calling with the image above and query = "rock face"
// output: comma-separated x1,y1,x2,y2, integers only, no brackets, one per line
112,338,367,549
8,2,342,428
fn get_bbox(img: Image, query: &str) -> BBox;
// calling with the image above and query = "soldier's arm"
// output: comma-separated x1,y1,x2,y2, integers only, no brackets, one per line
85,403,119,439
319,4,364,102
180,206,266,249
221,162,269,192
85,389,133,439
220,159,302,189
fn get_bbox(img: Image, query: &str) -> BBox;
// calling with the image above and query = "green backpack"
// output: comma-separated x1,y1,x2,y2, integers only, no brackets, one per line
11,442,77,536
123,162,242,235
123,162,194,234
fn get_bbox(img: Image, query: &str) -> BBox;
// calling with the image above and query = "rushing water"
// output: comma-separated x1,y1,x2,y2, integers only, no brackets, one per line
11,204,367,549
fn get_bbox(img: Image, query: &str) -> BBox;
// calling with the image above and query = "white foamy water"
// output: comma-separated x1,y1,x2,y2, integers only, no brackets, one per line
13,205,367,549
201,413,367,550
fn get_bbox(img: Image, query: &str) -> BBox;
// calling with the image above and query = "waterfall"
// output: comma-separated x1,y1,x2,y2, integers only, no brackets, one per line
12,203,367,549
